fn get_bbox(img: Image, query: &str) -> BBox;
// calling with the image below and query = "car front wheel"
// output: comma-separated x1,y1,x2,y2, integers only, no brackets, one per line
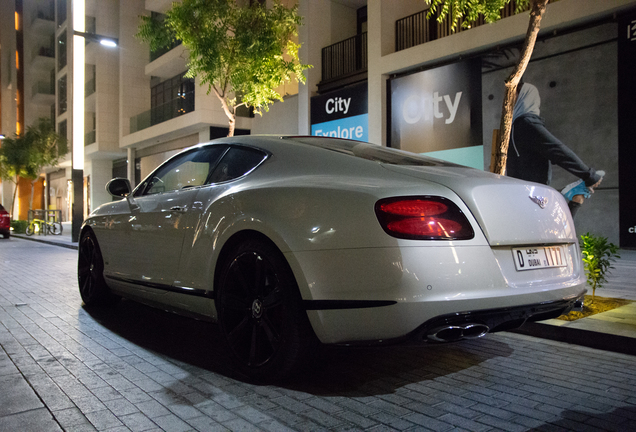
78,230,118,307
215,238,316,381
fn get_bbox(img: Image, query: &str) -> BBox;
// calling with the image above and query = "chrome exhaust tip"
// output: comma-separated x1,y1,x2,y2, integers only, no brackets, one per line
572,299,584,312
426,323,489,342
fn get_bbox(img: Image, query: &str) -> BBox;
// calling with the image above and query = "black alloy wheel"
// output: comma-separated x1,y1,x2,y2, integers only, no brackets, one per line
216,238,315,381
78,231,118,307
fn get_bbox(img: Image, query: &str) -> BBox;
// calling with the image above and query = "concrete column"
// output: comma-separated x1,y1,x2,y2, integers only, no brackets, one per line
367,0,385,146
127,147,136,189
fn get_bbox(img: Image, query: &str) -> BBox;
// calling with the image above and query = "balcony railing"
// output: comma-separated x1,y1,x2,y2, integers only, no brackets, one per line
85,130,96,146
34,45,55,60
395,0,557,52
32,81,54,96
150,39,182,62
85,77,95,97
130,91,195,134
321,32,367,83
32,6,55,23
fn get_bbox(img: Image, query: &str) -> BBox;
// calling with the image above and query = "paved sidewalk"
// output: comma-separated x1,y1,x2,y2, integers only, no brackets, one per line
1,237,635,431
11,221,77,250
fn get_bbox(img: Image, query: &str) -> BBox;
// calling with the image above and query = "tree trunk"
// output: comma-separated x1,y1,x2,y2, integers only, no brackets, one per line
213,89,237,137
491,0,549,175
10,176,19,220
29,178,37,211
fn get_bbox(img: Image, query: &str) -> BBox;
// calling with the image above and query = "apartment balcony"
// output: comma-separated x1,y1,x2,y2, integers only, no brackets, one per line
32,81,55,105
394,0,555,52
318,32,367,94
130,91,195,134
30,4,55,32
145,43,188,79
85,77,96,97
32,45,55,69
85,130,96,146
145,0,175,14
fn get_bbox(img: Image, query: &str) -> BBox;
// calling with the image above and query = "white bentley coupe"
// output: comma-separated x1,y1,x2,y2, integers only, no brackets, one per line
78,136,585,380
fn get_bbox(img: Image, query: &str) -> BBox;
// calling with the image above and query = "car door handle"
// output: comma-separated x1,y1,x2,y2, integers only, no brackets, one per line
170,206,186,212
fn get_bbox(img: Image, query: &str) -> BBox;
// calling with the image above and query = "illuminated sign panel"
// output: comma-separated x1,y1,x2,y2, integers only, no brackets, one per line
389,60,482,168
311,82,368,141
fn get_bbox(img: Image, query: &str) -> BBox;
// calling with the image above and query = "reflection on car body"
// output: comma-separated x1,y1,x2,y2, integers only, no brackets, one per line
78,136,586,380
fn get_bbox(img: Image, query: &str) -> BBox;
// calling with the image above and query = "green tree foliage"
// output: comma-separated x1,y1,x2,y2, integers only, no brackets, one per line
137,0,310,136
580,233,620,302
424,0,548,175
426,0,530,29
0,118,68,218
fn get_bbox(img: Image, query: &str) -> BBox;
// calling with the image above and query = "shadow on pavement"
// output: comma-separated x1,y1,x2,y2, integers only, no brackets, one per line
538,406,636,431
83,298,515,396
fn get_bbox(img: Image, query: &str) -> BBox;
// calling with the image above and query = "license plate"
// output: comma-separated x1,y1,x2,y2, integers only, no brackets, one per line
512,246,567,271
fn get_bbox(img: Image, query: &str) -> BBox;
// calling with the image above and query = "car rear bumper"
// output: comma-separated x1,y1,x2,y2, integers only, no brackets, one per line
289,244,586,344
305,286,586,344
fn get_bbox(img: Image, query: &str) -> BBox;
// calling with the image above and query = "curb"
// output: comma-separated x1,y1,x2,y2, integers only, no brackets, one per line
10,234,78,250
510,322,636,356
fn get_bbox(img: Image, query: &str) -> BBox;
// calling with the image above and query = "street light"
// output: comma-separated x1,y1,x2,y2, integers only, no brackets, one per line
71,0,118,242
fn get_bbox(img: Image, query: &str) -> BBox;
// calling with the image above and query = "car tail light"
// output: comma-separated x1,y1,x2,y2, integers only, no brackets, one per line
0,214,10,229
375,196,474,240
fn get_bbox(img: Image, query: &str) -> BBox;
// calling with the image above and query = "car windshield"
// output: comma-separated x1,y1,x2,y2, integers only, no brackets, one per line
287,137,465,167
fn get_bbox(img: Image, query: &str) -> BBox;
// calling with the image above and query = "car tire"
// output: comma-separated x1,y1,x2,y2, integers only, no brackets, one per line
2,233,8,239
78,230,119,307
215,238,316,382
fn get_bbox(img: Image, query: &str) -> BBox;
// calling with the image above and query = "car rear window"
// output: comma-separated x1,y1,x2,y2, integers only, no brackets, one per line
286,137,464,167
208,146,268,183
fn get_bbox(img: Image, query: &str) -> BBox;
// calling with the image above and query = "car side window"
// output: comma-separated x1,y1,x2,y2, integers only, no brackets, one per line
141,146,227,196
208,146,268,184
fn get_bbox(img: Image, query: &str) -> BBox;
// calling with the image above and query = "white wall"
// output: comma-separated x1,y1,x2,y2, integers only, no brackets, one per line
86,158,113,212
252,95,299,135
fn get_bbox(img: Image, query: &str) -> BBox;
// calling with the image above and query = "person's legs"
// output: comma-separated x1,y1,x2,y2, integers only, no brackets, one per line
568,195,584,218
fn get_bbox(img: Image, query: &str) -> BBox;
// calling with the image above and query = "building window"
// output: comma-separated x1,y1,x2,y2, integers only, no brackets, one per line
130,73,195,133
57,0,66,27
57,30,66,71
58,75,67,114
150,72,195,124
58,119,67,140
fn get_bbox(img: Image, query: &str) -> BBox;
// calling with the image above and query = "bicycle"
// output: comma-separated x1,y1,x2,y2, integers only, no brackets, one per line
25,218,63,236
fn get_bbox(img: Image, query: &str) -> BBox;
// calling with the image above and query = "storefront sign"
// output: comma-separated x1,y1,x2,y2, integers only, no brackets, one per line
311,82,368,141
388,59,482,166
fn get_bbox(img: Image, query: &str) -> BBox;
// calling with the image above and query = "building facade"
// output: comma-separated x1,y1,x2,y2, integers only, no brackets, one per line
1,0,635,245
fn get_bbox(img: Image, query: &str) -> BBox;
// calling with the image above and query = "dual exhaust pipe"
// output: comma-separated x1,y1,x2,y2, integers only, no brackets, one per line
426,323,489,342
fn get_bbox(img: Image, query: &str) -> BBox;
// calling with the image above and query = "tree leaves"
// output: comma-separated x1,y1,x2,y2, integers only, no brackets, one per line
424,0,531,30
136,0,311,135
0,117,68,216
580,233,620,300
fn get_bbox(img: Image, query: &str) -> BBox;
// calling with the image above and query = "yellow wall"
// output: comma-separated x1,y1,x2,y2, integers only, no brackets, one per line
16,176,44,220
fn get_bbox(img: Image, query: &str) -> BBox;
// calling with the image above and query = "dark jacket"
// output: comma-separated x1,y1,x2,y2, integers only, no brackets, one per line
507,113,601,187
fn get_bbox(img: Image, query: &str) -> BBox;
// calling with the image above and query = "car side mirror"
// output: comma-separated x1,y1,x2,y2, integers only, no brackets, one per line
106,178,132,198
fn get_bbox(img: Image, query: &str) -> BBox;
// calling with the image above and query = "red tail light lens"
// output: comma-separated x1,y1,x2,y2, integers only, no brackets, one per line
375,197,474,240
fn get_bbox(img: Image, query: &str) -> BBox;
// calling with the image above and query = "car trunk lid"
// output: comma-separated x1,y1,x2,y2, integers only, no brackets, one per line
381,164,576,246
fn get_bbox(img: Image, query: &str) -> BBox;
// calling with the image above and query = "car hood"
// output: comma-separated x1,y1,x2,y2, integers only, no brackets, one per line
381,164,576,246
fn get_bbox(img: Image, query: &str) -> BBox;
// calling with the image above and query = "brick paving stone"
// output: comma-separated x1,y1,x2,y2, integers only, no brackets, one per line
438,413,491,431
333,410,378,429
84,409,124,430
151,413,192,432
136,399,172,418
104,398,139,417
3,240,636,432
52,407,89,428
196,401,239,423
403,412,453,431
185,416,228,432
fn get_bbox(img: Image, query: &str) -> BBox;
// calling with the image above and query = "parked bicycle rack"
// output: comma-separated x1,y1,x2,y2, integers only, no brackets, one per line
27,209,62,236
